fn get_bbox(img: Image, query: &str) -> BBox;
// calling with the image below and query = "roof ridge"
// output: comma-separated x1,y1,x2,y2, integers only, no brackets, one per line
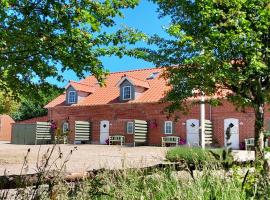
109,66,164,75
70,80,92,87
84,67,163,79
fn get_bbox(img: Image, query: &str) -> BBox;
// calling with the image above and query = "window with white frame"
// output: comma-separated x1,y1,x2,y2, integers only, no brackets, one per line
62,122,69,133
68,91,76,104
122,86,131,100
164,121,173,134
127,122,134,134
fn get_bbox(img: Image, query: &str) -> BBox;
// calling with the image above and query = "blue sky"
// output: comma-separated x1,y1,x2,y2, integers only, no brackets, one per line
51,0,170,87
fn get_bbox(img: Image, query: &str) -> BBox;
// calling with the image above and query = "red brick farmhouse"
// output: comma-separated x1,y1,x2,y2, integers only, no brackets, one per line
45,68,270,149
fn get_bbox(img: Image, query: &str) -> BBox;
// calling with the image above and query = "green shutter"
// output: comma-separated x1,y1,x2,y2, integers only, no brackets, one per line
125,122,128,133
172,122,176,134
162,121,165,134
267,119,270,131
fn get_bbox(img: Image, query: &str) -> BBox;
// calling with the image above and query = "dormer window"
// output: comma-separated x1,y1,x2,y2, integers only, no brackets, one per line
122,86,131,100
68,91,76,104
147,72,159,80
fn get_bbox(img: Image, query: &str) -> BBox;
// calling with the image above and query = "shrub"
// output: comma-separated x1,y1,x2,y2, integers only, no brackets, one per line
165,147,214,164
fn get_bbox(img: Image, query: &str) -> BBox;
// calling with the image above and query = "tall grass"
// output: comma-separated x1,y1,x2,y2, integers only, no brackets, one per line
0,146,264,199
56,168,247,200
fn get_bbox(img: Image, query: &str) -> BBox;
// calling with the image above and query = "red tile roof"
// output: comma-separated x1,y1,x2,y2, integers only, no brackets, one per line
45,68,169,108
116,75,150,89
67,81,95,93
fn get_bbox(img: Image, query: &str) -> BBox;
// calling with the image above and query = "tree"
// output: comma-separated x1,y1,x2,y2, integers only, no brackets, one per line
11,84,63,121
0,92,19,115
0,0,140,98
142,0,270,158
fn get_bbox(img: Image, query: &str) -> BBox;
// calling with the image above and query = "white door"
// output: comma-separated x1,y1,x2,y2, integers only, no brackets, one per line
100,120,109,144
224,118,239,149
186,119,200,146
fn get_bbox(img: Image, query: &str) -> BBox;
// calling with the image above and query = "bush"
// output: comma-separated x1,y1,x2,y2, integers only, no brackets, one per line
165,147,214,164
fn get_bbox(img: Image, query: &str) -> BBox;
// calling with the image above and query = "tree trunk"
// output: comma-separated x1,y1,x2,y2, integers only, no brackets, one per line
254,103,265,160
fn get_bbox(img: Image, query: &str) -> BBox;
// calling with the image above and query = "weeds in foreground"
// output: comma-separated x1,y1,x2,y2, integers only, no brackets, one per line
1,145,270,199
44,167,248,200
0,144,77,200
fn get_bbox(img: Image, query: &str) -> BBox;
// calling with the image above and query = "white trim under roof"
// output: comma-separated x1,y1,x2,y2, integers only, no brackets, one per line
115,76,134,87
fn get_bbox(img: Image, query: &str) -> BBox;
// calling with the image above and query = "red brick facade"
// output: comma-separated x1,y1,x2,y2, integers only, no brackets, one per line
44,68,270,148
48,100,269,147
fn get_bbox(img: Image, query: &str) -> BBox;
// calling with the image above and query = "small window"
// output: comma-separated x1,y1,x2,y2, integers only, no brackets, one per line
122,86,131,100
147,72,159,80
127,122,134,134
62,122,69,133
164,121,173,134
68,91,76,104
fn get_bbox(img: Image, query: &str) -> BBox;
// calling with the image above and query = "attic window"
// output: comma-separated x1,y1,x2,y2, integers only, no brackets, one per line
147,72,159,80
122,86,131,100
68,91,76,104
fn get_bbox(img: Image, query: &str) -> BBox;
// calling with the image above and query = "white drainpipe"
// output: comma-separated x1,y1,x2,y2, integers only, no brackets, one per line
200,94,205,149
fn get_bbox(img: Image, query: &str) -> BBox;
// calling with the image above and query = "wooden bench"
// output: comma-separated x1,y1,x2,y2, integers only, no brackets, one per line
245,137,269,150
245,138,254,150
161,136,180,147
109,135,125,146
55,135,68,144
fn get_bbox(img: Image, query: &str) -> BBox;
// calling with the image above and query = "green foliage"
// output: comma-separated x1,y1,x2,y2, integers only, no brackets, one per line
80,169,246,200
166,147,214,164
141,0,270,155
11,84,63,121
0,92,19,115
11,99,47,121
1,167,249,199
236,159,270,199
209,148,234,170
0,0,142,98
166,146,236,171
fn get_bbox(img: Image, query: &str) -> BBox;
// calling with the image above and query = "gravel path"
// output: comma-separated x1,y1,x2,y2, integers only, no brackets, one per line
0,142,166,175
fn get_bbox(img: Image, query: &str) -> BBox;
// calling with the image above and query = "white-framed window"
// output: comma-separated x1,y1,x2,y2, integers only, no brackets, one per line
68,91,76,104
62,122,69,133
127,121,134,134
164,121,173,134
122,86,131,100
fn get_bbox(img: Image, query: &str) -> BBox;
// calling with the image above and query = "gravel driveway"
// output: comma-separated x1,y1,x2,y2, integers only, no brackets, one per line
0,141,166,175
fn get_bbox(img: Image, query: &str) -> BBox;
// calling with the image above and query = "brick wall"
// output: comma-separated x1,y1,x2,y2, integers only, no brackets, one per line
0,115,15,141
49,100,268,147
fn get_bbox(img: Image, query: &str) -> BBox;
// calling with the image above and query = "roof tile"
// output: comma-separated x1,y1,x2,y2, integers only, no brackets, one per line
68,81,94,93
45,68,168,108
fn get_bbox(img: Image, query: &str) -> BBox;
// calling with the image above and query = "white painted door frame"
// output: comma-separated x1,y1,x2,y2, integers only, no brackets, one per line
100,120,109,144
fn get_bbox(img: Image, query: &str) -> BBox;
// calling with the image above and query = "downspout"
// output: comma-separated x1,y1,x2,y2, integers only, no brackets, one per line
200,94,205,149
